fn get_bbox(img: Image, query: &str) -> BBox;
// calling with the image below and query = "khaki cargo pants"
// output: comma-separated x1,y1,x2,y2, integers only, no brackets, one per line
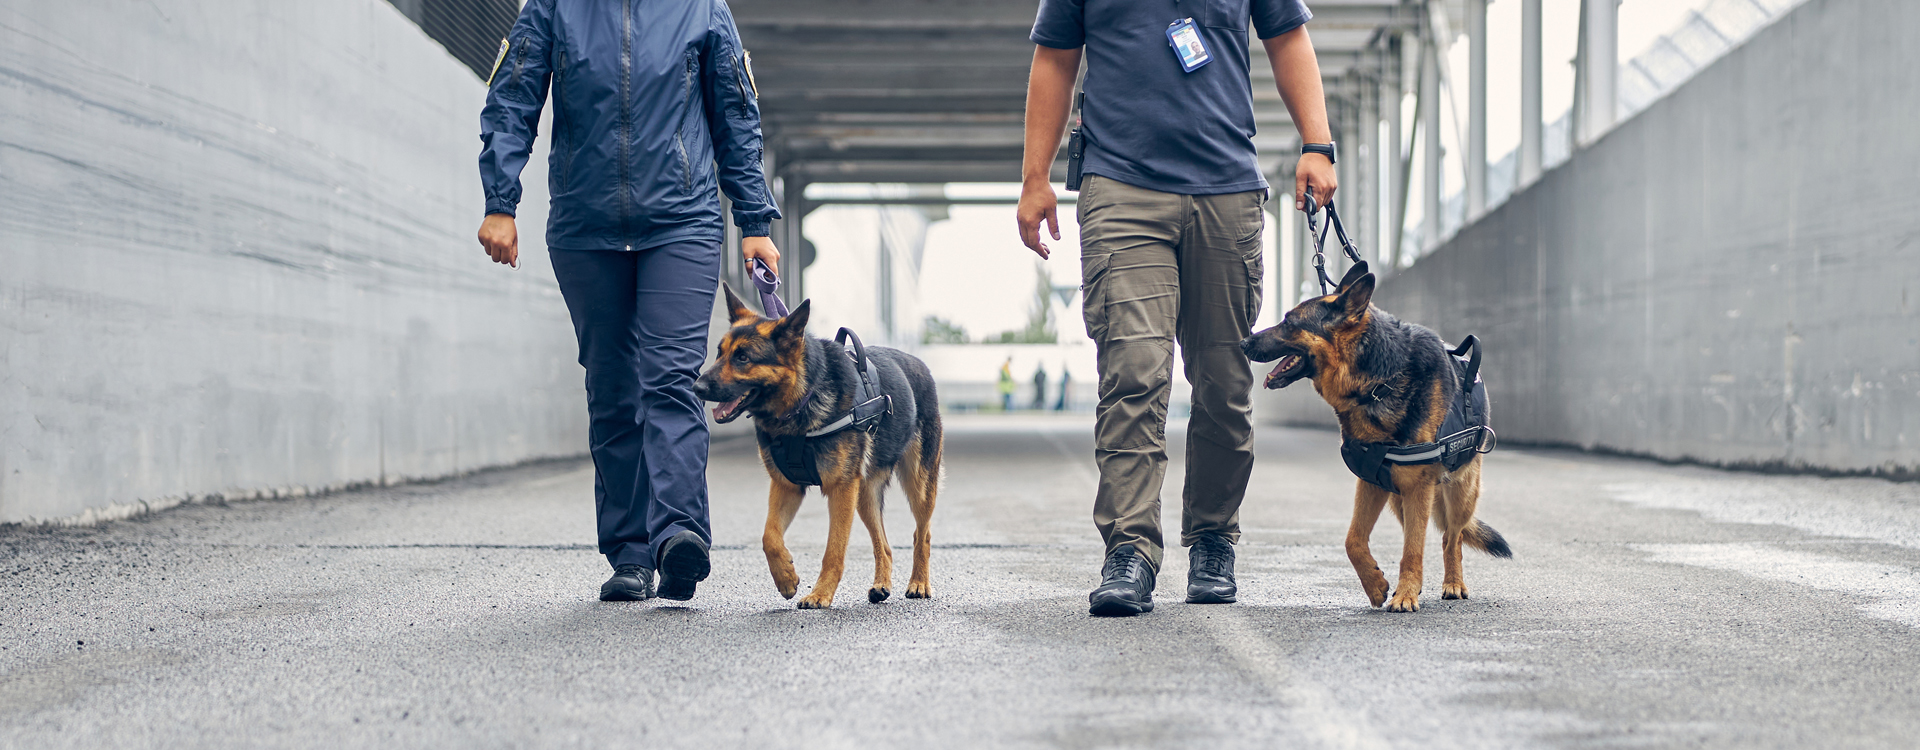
1076,174,1265,570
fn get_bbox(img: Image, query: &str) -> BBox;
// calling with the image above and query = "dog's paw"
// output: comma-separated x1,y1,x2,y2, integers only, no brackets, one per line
904,581,931,599
1441,583,1469,600
771,568,800,600
1384,589,1421,612
868,586,890,603
1361,570,1391,608
796,591,833,609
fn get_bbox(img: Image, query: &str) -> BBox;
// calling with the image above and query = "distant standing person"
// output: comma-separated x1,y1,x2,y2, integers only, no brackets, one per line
1054,366,1072,411
1031,363,1050,410
1017,0,1338,616
998,358,1017,412
475,0,781,603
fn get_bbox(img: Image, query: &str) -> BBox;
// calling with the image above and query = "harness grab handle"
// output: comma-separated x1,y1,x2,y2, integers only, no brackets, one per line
835,327,871,382
1449,335,1482,392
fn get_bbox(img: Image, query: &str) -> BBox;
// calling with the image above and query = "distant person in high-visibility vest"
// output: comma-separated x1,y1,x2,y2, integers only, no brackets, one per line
1017,0,1337,616
998,358,1017,412
475,0,780,604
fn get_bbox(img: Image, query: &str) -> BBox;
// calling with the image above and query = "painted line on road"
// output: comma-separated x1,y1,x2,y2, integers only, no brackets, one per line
1633,542,1920,628
1196,610,1395,750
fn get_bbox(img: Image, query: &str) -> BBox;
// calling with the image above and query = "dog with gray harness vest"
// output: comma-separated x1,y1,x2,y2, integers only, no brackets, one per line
692,265,943,609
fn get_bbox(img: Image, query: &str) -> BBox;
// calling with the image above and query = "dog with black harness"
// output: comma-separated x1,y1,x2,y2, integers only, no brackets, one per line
692,264,944,609
1239,198,1511,613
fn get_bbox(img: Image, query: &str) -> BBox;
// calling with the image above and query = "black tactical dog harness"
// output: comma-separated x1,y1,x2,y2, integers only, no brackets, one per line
765,328,892,487
1340,336,1496,494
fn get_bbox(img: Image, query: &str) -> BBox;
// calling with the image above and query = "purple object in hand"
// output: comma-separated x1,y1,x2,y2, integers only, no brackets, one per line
748,258,790,318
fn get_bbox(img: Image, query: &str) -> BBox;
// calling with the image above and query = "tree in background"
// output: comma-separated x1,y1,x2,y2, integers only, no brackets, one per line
922,315,969,344
985,263,1058,344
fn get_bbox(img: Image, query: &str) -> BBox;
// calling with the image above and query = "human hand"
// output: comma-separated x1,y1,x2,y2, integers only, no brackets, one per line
1294,153,1338,212
742,235,780,277
478,213,518,268
1016,180,1060,259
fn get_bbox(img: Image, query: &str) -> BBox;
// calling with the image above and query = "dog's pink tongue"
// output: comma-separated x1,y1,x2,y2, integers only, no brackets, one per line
1264,355,1299,388
712,397,744,421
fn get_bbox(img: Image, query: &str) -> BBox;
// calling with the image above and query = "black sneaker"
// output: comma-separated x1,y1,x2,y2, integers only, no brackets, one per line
599,564,654,601
656,530,711,602
1186,533,1238,604
1088,544,1156,617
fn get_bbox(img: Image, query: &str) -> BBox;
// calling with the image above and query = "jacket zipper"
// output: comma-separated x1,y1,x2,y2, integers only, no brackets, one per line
618,0,632,235
677,50,696,194
733,52,752,120
555,49,569,189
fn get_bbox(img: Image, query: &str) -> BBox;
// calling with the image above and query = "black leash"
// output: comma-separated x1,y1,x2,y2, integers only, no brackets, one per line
1302,190,1364,296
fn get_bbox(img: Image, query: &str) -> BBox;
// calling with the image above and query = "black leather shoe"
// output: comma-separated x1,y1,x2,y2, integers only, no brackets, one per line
1186,533,1238,604
1088,544,1156,617
600,564,655,601
656,530,711,602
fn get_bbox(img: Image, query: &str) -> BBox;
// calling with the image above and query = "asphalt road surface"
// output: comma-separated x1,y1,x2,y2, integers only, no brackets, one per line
4,415,1919,748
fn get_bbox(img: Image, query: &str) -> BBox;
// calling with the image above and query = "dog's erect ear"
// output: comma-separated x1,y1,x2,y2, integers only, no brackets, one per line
722,283,756,324
1337,273,1376,319
1336,261,1370,292
772,299,811,342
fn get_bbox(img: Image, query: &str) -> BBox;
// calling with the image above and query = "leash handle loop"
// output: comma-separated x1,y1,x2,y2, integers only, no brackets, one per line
1304,190,1365,297
748,258,790,319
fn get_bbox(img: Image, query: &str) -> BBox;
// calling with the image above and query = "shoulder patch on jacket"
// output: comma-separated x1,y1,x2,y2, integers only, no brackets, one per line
742,50,759,98
486,39,510,86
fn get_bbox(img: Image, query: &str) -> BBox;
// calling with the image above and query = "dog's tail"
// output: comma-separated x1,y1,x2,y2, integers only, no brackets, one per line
1463,520,1513,559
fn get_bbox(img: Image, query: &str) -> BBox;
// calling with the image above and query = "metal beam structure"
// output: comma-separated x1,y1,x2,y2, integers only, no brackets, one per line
725,1,1597,275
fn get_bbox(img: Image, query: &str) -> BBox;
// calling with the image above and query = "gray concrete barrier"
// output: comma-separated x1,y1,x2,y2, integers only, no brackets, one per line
0,1,586,523
1262,0,1920,478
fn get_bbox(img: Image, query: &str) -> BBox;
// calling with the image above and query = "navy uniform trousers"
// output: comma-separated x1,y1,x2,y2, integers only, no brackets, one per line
549,240,719,570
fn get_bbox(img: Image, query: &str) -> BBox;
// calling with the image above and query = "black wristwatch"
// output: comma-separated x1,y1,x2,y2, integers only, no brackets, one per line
1302,142,1337,164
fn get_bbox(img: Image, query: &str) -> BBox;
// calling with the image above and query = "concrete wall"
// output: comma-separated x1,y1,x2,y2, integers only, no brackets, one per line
0,1,586,523
1262,0,1920,477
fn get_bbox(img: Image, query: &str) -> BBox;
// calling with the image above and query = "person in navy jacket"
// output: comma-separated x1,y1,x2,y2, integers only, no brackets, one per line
476,0,781,603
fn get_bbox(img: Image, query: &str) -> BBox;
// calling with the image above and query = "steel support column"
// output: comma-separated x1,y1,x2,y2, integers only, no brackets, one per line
1466,0,1487,218
1420,32,1441,253
1580,0,1617,142
1385,33,1406,268
1519,0,1543,186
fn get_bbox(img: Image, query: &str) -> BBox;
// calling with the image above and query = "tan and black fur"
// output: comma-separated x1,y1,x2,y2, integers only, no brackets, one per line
1240,262,1511,612
692,285,943,609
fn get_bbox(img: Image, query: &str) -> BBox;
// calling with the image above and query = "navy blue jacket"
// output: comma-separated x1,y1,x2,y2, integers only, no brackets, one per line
480,0,779,250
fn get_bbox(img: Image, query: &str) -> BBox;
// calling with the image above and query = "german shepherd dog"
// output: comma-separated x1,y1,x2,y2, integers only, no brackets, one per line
692,286,943,609
1239,262,1510,612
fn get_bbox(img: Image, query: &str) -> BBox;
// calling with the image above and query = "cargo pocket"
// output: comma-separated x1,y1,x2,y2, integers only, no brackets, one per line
1080,252,1111,342
1235,206,1265,331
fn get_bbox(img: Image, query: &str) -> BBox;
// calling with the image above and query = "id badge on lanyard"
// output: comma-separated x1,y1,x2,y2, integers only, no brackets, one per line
1166,18,1211,72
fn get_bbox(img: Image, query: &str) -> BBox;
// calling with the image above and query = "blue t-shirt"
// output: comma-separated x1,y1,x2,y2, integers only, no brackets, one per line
1031,0,1311,195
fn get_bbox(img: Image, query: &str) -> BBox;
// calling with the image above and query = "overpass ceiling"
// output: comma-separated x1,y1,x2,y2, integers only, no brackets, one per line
732,0,1410,184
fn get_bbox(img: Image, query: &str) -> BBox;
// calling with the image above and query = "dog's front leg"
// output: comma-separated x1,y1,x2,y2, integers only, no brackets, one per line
1385,470,1436,613
762,477,807,599
1346,481,1393,607
797,471,860,609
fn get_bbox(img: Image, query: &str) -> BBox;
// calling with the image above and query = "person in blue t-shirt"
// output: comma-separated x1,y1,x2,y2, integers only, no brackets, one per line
1016,0,1337,617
